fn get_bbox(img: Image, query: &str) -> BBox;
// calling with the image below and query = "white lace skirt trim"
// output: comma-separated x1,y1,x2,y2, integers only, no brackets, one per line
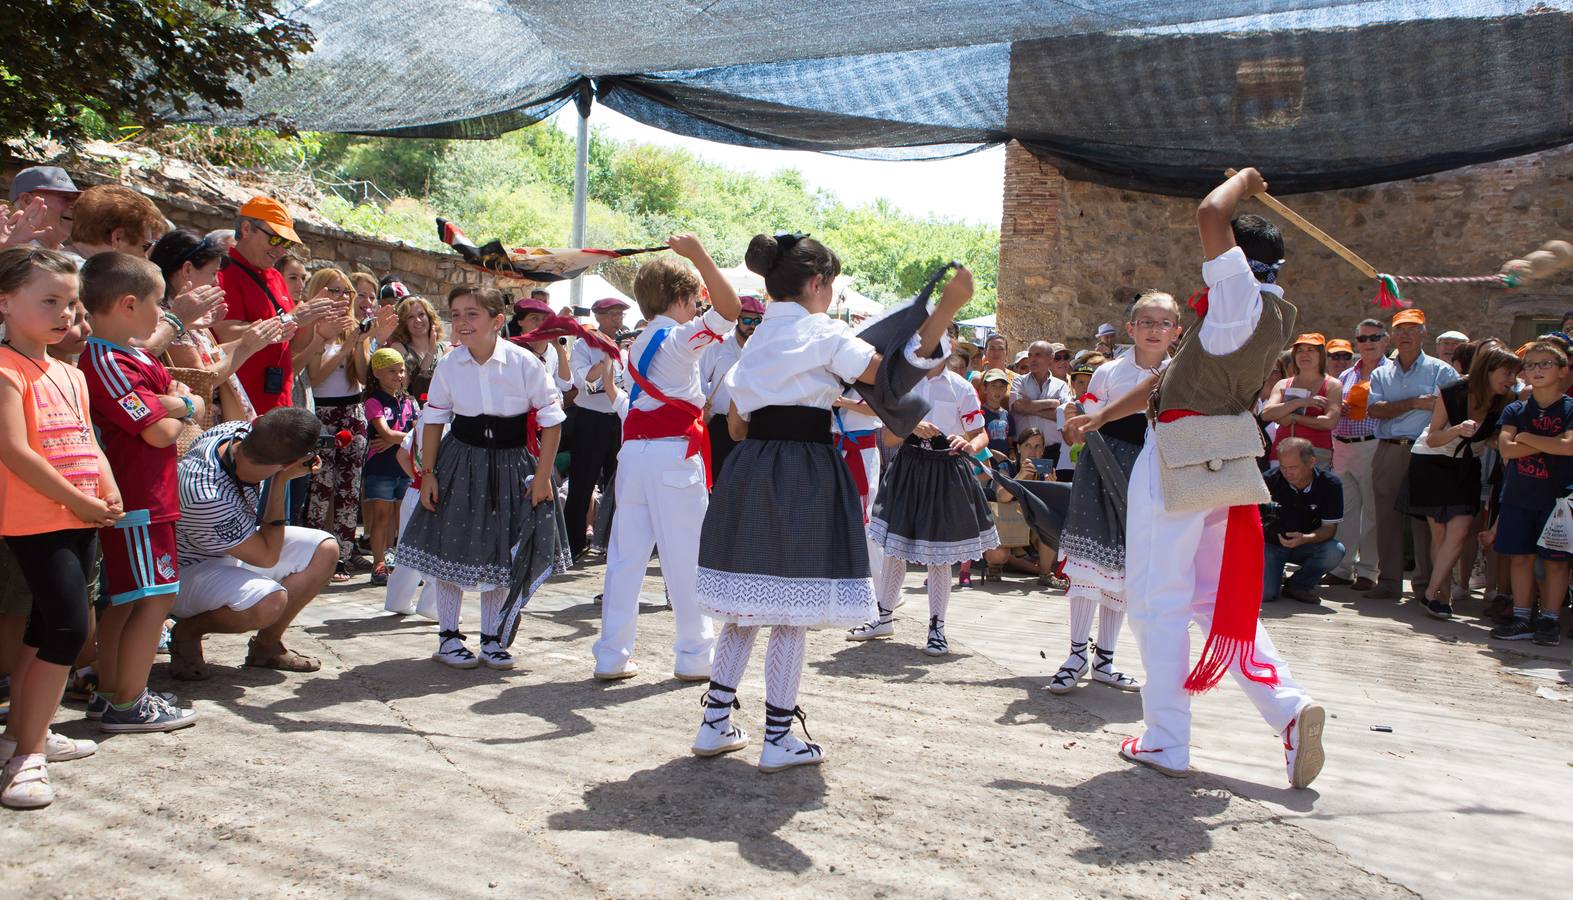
867,519,1000,565
696,567,875,628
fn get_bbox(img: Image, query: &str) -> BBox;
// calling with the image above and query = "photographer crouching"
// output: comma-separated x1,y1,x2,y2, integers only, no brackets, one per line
1263,437,1346,605
167,408,339,681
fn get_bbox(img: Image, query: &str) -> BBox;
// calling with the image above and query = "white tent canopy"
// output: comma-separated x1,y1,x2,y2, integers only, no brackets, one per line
544,273,637,323
958,313,995,329
716,266,885,320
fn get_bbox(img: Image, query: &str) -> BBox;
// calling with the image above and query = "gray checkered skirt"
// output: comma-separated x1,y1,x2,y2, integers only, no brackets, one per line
869,440,999,565
697,437,875,628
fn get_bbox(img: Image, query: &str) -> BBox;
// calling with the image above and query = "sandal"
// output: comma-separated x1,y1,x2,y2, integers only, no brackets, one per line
244,637,321,673
330,564,351,584
168,638,213,682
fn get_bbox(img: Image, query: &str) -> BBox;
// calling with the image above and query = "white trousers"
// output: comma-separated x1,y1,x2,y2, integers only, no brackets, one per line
1124,441,1313,770
857,446,886,607
1330,436,1380,580
384,488,437,618
592,439,715,675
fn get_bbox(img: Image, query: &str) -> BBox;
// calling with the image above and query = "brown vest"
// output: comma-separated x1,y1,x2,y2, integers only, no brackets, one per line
1153,290,1297,420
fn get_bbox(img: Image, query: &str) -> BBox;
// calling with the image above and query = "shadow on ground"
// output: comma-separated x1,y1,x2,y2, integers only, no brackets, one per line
549,755,827,872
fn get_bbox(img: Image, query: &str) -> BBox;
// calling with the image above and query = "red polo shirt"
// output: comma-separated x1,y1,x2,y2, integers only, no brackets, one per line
217,248,295,415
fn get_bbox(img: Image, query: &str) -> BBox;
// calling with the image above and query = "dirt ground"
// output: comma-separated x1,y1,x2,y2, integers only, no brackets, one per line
4,555,1566,898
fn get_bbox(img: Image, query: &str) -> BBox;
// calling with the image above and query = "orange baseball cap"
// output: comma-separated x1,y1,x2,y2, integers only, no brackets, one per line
1391,308,1426,327
238,196,301,245
1326,339,1353,354
1291,332,1326,348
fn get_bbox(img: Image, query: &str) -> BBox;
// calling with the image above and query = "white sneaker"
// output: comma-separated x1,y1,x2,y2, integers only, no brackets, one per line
593,660,639,681
692,718,749,757
759,733,824,773
846,618,894,641
1284,703,1326,790
478,639,515,670
1089,643,1140,692
0,731,97,764
1049,641,1089,695
923,616,948,656
433,631,480,669
0,754,52,809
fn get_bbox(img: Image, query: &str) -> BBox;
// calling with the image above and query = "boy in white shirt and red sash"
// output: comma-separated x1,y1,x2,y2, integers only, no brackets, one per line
591,236,739,682
1068,168,1326,789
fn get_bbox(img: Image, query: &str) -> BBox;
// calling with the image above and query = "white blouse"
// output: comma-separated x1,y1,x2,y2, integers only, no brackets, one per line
1082,354,1166,417
726,302,877,418
627,308,734,412
914,368,984,436
420,339,566,428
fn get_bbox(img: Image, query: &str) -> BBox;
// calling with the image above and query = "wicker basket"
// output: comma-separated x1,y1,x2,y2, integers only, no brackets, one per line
165,366,224,456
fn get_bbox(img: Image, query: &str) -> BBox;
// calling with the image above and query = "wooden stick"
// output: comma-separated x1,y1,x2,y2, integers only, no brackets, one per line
1225,168,1380,280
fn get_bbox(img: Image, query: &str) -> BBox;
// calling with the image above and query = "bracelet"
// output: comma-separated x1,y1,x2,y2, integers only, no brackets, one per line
162,311,186,337
180,396,196,420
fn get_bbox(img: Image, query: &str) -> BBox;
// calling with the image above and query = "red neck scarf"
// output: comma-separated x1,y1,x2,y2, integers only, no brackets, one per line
1156,407,1279,694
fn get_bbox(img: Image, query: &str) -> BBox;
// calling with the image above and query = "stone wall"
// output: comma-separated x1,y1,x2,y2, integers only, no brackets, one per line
998,141,1573,351
2,155,494,300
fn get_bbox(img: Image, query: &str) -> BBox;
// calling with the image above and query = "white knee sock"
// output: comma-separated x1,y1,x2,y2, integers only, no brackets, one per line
1096,604,1124,656
433,580,464,634
926,564,950,623
764,626,807,712
875,554,906,618
479,587,508,642
708,623,759,700
1067,596,1096,647
764,626,808,742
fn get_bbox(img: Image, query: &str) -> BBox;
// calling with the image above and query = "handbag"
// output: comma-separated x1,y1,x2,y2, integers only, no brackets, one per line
1154,410,1270,514
1538,497,1573,554
990,499,1031,548
1410,423,1464,458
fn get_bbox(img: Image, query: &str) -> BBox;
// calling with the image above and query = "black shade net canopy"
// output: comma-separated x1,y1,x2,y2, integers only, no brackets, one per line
187,1,1573,195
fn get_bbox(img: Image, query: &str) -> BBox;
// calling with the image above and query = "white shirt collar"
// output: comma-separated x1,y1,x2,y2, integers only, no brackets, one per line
763,302,811,321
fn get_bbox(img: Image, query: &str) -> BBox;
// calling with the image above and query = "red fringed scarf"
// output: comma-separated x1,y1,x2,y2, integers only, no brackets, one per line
513,317,712,488
1155,408,1279,694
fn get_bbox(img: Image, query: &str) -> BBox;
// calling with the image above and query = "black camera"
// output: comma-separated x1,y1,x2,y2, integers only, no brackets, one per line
1258,502,1281,530
263,366,286,395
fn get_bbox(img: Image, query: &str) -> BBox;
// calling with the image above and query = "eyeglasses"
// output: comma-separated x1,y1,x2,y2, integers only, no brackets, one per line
1133,318,1176,330
1523,360,1563,372
739,316,762,326
323,286,353,298
1355,334,1386,344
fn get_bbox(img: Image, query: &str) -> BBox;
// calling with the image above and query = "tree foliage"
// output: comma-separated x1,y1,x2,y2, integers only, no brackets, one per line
0,0,311,145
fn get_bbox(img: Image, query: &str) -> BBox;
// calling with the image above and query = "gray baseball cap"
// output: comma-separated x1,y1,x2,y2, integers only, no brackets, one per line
8,166,80,202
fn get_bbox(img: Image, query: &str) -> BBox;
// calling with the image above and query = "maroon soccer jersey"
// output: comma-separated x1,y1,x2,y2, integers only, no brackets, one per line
82,337,181,523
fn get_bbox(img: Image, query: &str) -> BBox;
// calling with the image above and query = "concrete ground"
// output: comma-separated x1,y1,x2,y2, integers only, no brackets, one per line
3,557,1568,898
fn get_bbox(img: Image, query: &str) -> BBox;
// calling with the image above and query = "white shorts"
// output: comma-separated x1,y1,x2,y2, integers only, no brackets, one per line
171,526,334,619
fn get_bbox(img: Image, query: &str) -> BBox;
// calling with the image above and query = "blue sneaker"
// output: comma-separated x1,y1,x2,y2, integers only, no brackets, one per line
99,691,198,734
85,692,110,721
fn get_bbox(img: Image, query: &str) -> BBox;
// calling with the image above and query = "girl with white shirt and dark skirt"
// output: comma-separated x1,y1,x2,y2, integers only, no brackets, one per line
399,287,566,670
852,351,998,656
1050,290,1178,695
693,233,972,772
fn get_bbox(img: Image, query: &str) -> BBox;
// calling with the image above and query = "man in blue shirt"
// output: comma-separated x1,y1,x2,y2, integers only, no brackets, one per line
1364,308,1459,599
1264,438,1346,604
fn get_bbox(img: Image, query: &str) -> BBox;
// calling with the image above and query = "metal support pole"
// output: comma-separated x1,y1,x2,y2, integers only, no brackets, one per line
570,81,592,311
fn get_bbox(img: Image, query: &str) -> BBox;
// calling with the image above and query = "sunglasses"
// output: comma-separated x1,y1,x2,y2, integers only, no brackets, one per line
1355,334,1386,344
739,316,762,326
1052,353,1071,361
1330,352,1353,360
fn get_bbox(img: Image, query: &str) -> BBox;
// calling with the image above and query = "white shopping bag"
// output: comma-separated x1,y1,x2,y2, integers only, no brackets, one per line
1537,497,1573,554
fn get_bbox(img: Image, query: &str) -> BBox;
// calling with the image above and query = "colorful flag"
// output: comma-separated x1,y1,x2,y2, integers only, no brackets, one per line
437,217,665,283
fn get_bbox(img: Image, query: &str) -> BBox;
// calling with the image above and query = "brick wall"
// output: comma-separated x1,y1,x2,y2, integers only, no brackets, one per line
997,141,1573,351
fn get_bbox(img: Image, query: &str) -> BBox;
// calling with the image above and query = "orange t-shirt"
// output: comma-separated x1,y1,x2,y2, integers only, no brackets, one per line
0,348,101,536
